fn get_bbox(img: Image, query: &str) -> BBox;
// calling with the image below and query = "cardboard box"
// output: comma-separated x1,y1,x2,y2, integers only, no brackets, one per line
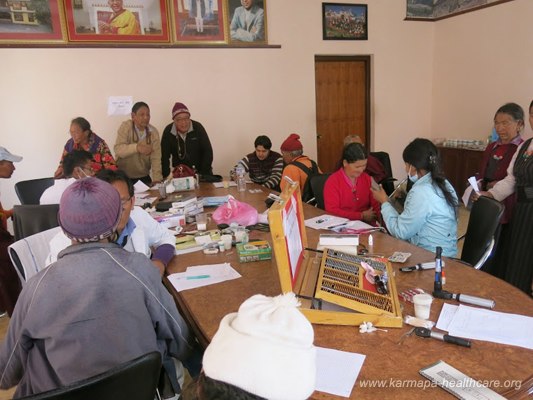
236,241,272,263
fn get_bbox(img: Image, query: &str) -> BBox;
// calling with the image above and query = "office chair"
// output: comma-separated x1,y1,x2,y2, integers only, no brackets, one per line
8,226,62,284
12,204,60,241
369,152,396,195
308,173,331,210
18,351,162,400
458,196,504,270
15,177,54,205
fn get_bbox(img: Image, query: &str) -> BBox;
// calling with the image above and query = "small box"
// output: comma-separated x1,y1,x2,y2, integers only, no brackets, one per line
236,241,272,263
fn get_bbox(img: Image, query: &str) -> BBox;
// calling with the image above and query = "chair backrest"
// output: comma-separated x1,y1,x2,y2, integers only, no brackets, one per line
8,226,62,283
12,204,60,241
460,196,504,269
18,351,162,400
369,151,395,195
15,178,55,205
309,173,331,210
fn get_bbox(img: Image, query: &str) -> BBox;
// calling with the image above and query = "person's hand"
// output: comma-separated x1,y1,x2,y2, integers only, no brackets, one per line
472,190,494,201
137,143,152,156
361,208,377,223
371,185,389,204
54,166,64,179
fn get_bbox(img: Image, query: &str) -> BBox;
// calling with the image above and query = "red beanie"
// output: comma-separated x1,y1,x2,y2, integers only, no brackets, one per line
280,133,303,152
172,102,190,119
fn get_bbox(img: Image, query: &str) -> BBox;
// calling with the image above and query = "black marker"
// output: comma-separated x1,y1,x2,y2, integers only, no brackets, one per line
434,246,442,292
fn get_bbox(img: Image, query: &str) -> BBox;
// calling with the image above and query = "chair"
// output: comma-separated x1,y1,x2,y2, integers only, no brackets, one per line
8,226,62,284
459,196,504,270
369,151,396,195
15,177,55,205
12,204,60,241
308,173,331,210
18,351,162,400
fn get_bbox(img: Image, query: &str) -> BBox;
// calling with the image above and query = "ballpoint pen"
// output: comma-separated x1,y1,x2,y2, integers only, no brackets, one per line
400,262,438,272
175,275,211,280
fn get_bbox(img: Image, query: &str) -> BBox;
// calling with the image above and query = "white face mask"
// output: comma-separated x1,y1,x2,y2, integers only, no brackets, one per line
408,165,418,183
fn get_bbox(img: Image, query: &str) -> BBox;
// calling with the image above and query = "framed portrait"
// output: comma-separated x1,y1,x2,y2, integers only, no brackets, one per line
171,0,226,44
63,0,170,43
0,0,66,44
227,0,267,45
322,3,368,41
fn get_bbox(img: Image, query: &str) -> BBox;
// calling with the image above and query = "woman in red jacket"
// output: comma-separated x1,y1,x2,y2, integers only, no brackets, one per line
324,143,381,225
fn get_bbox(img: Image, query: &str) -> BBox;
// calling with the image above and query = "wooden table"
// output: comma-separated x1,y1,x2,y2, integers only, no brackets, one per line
165,183,533,399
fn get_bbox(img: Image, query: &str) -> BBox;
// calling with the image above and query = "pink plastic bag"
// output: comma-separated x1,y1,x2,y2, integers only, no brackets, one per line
212,195,258,226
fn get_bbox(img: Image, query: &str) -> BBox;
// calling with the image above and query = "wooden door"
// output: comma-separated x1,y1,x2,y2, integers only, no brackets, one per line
315,56,370,173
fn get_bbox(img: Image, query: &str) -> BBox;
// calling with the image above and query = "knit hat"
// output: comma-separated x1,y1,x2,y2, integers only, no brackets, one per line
280,133,303,152
0,147,22,162
58,177,122,243
172,102,190,119
203,292,316,400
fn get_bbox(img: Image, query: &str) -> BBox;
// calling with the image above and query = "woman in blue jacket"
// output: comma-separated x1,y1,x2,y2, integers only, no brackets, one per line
372,138,458,257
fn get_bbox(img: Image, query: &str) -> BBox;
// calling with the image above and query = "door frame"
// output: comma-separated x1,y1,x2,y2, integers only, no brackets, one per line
314,54,371,148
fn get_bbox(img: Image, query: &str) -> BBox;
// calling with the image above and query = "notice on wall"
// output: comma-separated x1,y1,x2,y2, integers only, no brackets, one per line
107,96,133,116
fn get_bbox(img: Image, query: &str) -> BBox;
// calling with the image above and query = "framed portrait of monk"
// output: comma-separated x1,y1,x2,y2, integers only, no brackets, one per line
0,0,66,45
171,0,226,44
63,0,170,43
226,0,267,45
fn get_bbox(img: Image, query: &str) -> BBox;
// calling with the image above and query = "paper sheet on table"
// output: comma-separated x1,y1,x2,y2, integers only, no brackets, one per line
435,303,458,331
168,263,241,292
134,196,157,207
134,180,151,194
305,215,349,230
315,347,365,397
438,304,533,349
212,181,237,188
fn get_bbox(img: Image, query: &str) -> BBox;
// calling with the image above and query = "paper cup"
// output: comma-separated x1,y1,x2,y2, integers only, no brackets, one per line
413,293,433,320
196,213,207,231
221,234,232,250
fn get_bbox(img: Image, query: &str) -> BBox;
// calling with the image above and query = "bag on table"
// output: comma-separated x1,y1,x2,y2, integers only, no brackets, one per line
212,195,258,226
172,164,196,178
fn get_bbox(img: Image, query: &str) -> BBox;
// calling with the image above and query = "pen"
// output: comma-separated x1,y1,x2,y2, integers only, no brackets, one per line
327,222,348,229
399,262,441,272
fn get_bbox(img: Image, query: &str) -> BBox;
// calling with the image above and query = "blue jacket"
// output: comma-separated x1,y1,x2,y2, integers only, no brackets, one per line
381,173,458,257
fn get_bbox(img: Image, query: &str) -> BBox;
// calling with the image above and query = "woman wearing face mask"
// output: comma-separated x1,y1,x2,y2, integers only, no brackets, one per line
372,138,458,257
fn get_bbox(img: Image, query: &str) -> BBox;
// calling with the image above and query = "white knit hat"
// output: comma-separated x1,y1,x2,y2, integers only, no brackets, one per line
203,292,316,400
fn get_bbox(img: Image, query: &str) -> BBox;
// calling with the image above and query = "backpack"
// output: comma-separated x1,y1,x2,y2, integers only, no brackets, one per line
290,160,321,203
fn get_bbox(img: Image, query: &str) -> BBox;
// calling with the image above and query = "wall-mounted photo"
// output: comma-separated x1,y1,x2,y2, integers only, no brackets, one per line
171,0,226,44
322,3,368,41
406,0,513,21
0,0,65,44
64,0,170,42
227,0,267,44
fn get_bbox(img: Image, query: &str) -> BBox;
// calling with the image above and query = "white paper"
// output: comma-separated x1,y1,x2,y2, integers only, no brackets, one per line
305,214,349,230
315,347,366,397
468,176,480,193
107,96,133,116
212,181,237,188
446,305,533,349
133,180,151,194
435,303,459,331
168,263,241,291
134,196,157,207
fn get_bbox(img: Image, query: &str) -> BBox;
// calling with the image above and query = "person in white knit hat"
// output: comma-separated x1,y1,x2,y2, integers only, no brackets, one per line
184,292,316,399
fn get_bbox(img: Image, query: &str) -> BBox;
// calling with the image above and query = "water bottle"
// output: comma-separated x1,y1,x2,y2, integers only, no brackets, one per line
236,164,246,192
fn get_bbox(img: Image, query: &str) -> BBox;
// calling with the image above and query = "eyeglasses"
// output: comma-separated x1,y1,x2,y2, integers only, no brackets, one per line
121,196,132,207
174,116,190,122
494,120,517,128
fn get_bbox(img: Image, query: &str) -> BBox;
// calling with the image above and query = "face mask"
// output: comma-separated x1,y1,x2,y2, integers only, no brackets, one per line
408,166,418,183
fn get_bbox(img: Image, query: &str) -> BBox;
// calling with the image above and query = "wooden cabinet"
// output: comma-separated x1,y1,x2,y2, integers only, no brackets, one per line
438,146,484,196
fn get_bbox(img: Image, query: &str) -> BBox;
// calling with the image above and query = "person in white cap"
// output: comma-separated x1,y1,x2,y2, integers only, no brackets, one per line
0,146,23,317
183,292,317,399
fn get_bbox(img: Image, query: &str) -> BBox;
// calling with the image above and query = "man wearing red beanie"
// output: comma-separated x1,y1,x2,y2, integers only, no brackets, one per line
280,133,321,197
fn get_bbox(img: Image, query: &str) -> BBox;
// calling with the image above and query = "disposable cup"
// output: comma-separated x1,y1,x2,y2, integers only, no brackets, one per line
221,234,232,250
196,213,207,231
413,293,433,320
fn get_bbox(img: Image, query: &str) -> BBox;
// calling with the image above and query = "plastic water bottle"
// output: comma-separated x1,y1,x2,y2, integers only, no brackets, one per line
236,165,246,192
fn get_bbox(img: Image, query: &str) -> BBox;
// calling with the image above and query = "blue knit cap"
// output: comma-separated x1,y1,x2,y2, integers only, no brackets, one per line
58,177,122,242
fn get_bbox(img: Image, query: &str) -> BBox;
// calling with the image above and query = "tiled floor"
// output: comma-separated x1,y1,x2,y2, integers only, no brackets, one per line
0,206,470,399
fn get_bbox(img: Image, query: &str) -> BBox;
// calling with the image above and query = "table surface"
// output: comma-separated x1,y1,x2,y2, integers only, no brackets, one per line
164,183,533,400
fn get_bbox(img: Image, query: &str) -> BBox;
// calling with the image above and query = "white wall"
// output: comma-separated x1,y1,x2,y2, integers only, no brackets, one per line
1,0,436,211
432,0,533,141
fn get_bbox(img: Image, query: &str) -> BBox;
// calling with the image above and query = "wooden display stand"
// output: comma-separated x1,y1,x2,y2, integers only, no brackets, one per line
268,183,402,328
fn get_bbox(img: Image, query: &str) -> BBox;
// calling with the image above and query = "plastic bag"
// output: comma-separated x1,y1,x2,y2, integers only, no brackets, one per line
212,195,258,226
172,164,195,178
